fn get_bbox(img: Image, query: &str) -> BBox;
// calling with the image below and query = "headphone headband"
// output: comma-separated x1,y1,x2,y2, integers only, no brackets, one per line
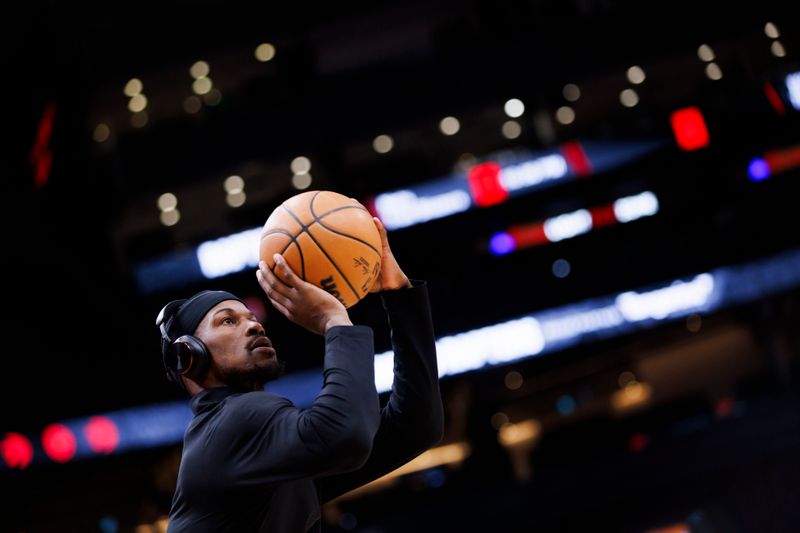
156,300,185,344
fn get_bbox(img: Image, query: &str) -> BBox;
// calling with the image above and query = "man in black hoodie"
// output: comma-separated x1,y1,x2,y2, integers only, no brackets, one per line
156,218,443,532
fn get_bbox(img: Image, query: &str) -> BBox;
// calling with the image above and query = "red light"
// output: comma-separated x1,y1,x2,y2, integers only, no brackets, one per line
84,416,120,454
764,145,800,175
29,100,57,189
644,524,690,533
589,204,617,228
560,141,593,177
42,424,77,463
508,223,549,248
1,433,34,470
363,196,378,218
670,106,710,151
467,162,508,207
763,81,785,115
628,432,650,453
714,397,735,418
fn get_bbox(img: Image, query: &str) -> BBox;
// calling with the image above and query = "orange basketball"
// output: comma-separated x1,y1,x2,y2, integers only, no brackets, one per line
259,190,382,308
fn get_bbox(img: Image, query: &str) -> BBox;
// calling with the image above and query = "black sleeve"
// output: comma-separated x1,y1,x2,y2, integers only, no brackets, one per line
223,325,382,486
318,280,444,501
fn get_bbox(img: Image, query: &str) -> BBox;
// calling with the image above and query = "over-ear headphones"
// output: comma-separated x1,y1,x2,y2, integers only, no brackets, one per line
156,300,212,391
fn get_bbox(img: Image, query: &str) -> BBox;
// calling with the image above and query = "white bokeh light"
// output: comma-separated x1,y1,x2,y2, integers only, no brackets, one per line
291,156,311,174
190,60,210,79
697,44,715,62
292,173,312,190
620,88,639,107
555,106,575,124
439,116,460,135
504,98,525,118
373,134,394,154
501,120,521,139
255,43,276,62
705,62,723,80
563,84,581,102
124,78,143,97
224,175,244,194
626,66,646,84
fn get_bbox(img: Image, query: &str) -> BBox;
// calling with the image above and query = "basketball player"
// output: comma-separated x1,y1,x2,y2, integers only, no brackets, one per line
156,219,443,532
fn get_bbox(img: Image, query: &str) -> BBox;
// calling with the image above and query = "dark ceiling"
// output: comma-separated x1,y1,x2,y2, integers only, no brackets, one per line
4,3,800,532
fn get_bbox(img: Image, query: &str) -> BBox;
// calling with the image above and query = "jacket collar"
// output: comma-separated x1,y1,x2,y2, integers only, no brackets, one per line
190,386,240,415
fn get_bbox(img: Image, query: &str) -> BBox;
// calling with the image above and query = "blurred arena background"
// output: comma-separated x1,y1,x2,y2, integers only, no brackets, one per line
3,1,800,531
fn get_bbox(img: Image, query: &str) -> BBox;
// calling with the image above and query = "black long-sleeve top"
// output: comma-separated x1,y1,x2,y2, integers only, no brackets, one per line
167,281,443,532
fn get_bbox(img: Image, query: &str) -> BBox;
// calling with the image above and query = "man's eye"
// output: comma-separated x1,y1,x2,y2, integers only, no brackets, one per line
222,317,235,325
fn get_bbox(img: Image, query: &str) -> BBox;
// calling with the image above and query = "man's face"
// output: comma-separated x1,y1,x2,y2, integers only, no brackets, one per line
194,300,283,390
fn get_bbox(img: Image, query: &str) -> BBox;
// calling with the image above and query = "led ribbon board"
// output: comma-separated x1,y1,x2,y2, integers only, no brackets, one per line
11,246,800,468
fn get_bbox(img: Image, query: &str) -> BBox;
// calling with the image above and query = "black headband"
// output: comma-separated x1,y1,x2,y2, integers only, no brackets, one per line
162,290,244,343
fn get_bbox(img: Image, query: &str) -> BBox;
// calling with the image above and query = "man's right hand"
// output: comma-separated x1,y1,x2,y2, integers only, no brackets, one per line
256,254,353,336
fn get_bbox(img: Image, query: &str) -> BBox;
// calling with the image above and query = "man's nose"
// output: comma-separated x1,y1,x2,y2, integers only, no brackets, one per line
247,320,265,336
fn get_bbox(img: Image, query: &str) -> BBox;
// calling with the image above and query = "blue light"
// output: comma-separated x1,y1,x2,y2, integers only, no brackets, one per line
338,513,357,530
552,258,571,278
21,247,800,469
98,516,119,533
489,232,516,255
556,394,576,415
423,467,447,488
748,158,771,182
787,71,800,111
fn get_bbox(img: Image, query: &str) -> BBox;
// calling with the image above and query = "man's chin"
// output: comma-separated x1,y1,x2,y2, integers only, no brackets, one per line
220,359,285,391
259,358,286,383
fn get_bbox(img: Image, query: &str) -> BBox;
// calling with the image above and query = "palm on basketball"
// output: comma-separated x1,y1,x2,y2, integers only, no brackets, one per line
256,255,352,336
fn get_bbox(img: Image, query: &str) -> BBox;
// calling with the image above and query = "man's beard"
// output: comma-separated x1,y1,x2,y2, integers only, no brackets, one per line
218,358,286,392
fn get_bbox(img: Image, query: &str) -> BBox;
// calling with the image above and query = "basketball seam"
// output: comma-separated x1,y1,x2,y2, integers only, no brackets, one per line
281,202,361,302
312,222,382,260
318,204,368,218
309,190,373,219
262,228,292,237
260,228,306,281
309,200,381,258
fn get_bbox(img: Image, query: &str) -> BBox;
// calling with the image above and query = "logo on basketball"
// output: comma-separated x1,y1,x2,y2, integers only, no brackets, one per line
320,275,346,307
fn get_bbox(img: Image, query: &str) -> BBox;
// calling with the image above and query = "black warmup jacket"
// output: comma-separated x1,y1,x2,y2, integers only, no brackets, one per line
168,281,443,532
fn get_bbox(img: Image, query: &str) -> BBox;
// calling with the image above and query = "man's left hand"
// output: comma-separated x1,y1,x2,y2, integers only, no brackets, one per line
369,217,412,292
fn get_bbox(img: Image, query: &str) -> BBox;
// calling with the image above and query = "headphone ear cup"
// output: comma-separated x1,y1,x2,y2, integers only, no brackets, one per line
172,335,211,380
